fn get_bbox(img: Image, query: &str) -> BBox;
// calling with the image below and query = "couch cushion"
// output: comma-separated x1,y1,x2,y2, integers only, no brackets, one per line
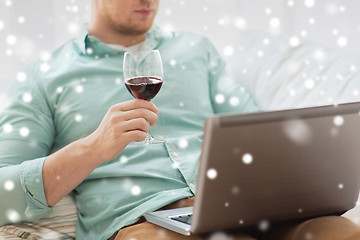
227,31,360,111
0,195,77,240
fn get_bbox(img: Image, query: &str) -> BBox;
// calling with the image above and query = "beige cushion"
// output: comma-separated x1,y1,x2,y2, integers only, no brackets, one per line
0,195,77,240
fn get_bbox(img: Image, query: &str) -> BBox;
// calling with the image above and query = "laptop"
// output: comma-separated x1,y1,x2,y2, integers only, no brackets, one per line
144,102,360,236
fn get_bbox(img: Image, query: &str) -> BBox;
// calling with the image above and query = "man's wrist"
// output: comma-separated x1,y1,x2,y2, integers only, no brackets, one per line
76,136,104,167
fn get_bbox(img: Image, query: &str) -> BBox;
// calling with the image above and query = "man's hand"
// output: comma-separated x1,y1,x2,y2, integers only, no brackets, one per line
43,99,158,206
83,99,158,164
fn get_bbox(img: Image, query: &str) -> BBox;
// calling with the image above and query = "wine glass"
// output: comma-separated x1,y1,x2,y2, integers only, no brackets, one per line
123,50,165,145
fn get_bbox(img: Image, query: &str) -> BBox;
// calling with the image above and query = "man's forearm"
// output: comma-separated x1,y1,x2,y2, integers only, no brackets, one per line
43,138,102,207
42,100,159,207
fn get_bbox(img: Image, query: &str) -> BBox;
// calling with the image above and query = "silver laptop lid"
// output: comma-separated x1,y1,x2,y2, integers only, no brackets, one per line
191,102,360,234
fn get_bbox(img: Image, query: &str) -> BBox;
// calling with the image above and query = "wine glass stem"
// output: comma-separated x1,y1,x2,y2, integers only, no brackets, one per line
147,125,155,142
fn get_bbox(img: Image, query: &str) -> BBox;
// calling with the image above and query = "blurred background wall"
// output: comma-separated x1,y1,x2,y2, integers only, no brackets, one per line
0,0,359,101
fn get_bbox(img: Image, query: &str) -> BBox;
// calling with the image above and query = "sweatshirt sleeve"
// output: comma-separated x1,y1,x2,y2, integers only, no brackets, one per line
204,38,261,114
0,65,55,226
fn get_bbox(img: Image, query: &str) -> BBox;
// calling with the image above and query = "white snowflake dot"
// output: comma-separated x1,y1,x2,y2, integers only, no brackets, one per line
75,85,83,93
0,20,4,30
3,123,13,133
313,49,325,61
6,209,20,223
165,8,172,15
334,116,344,127
326,4,338,15
289,36,301,47
6,35,17,46
178,139,188,149
223,45,234,56
270,17,281,29
288,0,295,7
337,36,348,47
308,18,316,25
242,153,253,165
172,161,180,169
163,23,175,32
207,168,217,179
16,72,27,82
5,0,12,7
75,114,83,122
131,185,141,196
332,29,339,36
22,93,32,103
169,59,177,66
259,220,270,232
232,186,240,194
338,183,344,189
304,0,315,8
86,48,93,54
19,127,30,137
305,232,313,240
115,78,122,84
56,87,63,93
18,16,25,24
72,5,79,12
40,63,50,72
301,30,308,37
234,17,248,30
225,202,229,207
4,180,15,191
305,79,315,90
68,22,79,34
215,94,225,104
6,49,13,56
289,89,296,96
120,156,128,164
40,51,52,61
229,96,240,106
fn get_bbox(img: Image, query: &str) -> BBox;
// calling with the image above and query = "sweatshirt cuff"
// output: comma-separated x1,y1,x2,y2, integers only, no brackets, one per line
18,157,52,220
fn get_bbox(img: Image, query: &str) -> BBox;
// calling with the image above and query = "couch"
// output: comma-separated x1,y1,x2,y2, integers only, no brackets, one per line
1,31,359,239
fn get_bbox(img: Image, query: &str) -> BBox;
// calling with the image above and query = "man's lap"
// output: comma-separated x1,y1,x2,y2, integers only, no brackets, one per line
111,216,360,240
110,197,360,240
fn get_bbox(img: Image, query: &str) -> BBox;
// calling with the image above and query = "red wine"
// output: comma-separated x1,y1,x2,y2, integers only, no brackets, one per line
125,76,163,100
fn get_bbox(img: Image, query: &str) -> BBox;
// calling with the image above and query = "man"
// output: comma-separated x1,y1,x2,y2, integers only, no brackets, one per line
0,0,359,240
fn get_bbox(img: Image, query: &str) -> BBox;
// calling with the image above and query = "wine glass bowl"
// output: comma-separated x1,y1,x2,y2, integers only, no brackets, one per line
123,50,164,144
124,76,163,101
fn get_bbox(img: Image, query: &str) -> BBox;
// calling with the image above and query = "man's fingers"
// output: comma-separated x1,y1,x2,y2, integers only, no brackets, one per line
123,130,147,142
122,118,150,133
111,99,158,114
122,109,158,127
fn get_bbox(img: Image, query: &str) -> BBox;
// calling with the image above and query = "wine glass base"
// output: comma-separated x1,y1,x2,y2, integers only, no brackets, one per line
132,138,165,145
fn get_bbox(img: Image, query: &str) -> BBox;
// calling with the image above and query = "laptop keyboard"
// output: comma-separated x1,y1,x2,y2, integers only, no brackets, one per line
170,214,193,225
